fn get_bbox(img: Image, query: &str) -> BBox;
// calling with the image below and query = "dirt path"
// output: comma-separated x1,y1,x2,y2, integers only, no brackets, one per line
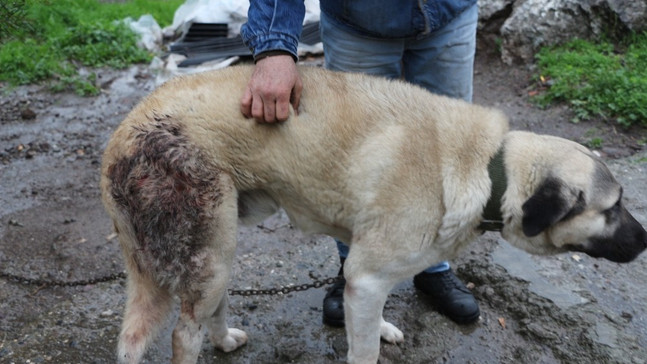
1,52,646,363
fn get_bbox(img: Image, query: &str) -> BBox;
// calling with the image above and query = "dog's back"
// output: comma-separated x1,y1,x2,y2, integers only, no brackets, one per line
102,65,508,231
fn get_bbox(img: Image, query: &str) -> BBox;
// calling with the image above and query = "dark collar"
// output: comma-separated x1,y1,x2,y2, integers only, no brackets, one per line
477,147,507,231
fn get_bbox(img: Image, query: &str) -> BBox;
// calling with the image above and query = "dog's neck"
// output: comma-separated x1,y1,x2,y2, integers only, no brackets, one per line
478,147,507,231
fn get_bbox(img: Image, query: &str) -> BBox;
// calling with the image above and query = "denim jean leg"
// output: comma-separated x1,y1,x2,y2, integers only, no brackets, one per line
320,12,403,78
423,261,451,274
335,239,350,260
402,3,478,101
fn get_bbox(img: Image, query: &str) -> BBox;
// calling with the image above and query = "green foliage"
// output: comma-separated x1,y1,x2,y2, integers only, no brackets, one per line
59,21,150,68
0,39,68,85
586,137,604,149
534,34,647,127
0,0,33,39
0,0,183,94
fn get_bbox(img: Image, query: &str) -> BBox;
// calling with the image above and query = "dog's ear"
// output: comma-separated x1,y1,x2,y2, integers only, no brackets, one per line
522,178,583,237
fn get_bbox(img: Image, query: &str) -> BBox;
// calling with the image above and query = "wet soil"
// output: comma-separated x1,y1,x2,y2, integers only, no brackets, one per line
1,50,646,364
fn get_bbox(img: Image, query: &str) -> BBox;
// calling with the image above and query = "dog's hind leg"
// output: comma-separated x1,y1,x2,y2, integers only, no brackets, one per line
170,173,247,363
171,266,247,362
206,293,248,352
171,295,211,363
118,265,174,364
171,267,248,363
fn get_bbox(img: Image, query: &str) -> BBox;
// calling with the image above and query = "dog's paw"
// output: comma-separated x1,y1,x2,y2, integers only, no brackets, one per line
380,320,404,344
211,328,248,352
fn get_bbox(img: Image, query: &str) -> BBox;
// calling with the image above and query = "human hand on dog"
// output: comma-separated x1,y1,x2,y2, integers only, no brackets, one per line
241,55,303,123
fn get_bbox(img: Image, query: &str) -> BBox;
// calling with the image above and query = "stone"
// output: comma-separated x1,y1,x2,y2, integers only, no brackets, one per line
477,0,647,64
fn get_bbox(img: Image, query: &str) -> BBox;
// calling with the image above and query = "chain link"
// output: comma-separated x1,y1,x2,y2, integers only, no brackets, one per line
0,270,342,296
228,276,342,296
0,270,127,287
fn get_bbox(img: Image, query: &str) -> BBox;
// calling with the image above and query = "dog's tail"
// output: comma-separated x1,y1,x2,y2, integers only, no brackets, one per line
104,121,225,288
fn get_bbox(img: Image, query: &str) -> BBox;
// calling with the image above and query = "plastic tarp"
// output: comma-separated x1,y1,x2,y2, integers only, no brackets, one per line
135,0,322,84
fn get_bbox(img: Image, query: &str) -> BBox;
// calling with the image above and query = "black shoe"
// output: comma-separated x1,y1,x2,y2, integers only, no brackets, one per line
413,269,480,324
322,268,346,327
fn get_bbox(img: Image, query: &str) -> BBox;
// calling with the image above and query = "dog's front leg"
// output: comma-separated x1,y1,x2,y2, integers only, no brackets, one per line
344,274,403,364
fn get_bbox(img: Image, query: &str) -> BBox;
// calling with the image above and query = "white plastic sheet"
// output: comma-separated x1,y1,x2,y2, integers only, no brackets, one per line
164,0,250,38
122,14,163,52
138,0,322,84
163,0,321,38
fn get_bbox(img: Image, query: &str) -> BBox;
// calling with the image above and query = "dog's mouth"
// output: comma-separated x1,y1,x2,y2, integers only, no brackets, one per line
564,243,600,258
564,239,646,263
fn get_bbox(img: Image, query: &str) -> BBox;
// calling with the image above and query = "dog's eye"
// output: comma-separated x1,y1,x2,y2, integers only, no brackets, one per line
613,197,622,209
605,198,622,217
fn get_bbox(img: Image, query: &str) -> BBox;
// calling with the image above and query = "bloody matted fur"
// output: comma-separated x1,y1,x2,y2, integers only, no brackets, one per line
101,65,646,364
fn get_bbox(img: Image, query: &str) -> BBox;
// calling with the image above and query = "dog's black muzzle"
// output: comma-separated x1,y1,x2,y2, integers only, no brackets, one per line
567,210,647,263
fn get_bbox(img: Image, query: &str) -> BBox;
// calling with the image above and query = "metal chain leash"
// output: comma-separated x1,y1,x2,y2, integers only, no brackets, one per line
0,270,128,287
228,276,342,296
0,270,342,296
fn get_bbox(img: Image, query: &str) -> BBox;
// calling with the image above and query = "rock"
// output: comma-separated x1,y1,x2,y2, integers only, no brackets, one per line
478,0,515,21
523,322,559,341
477,0,647,64
21,107,36,120
607,0,647,31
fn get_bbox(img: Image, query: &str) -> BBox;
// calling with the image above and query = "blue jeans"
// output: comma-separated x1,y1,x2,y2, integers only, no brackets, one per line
321,4,478,274
320,3,477,102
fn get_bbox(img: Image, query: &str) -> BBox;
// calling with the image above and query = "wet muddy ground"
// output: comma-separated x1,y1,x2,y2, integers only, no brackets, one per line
1,52,646,363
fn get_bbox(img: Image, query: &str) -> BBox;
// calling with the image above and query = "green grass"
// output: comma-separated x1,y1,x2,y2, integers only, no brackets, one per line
0,0,183,95
534,33,647,128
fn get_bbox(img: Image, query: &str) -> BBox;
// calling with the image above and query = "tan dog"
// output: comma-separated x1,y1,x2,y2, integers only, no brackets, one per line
100,65,646,364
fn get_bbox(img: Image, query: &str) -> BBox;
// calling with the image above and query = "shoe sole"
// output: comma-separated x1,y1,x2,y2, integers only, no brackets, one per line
322,315,345,328
437,306,480,325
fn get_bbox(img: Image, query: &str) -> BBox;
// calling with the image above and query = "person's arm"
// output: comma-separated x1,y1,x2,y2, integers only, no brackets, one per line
240,0,306,122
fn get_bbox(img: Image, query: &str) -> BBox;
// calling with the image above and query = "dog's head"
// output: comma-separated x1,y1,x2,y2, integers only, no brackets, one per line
502,133,646,263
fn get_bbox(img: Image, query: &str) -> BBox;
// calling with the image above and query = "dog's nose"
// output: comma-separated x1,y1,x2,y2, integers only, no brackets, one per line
637,223,647,247
629,226,647,258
